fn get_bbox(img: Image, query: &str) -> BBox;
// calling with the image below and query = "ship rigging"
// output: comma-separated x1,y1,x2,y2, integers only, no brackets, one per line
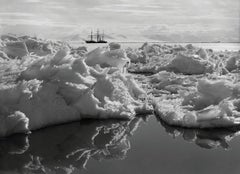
85,29,107,43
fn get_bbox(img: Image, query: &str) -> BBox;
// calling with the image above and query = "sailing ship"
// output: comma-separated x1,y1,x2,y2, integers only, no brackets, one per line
85,29,107,43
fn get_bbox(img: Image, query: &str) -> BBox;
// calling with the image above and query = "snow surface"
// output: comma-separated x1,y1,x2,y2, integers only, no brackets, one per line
1,36,240,137
154,78,240,128
0,43,149,137
1,37,52,58
86,47,130,69
127,43,239,75
167,54,214,74
126,43,240,129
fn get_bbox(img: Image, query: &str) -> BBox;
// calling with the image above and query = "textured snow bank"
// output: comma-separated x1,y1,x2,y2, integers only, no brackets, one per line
225,54,240,72
127,43,215,75
109,42,121,50
196,48,208,59
154,78,240,128
166,54,214,75
0,48,148,137
148,71,196,94
0,111,29,137
0,50,9,60
1,36,52,58
2,41,29,58
127,43,238,76
86,47,130,69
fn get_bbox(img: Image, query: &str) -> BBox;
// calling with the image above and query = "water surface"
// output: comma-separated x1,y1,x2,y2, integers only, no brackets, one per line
1,115,240,174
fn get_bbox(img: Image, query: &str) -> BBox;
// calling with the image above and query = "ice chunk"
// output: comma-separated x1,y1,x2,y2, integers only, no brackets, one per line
24,38,52,56
225,55,240,72
126,48,148,64
183,79,235,109
0,50,9,60
154,78,240,128
85,47,130,69
2,37,52,58
0,47,148,137
154,98,240,128
148,71,191,93
3,41,29,58
109,42,121,50
70,46,87,56
167,54,214,75
197,79,234,104
196,48,208,59
172,46,187,53
0,111,29,137
1,34,18,41
185,44,195,50
17,81,79,130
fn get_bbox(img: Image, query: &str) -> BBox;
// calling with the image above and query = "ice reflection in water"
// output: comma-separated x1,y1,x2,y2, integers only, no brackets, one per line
158,117,240,150
1,115,240,174
0,117,144,174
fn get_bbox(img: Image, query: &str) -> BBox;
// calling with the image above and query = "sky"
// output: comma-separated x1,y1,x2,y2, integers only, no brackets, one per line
0,0,239,42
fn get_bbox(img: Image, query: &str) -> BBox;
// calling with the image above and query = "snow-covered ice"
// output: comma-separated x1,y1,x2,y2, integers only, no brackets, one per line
1,37,240,136
86,47,130,69
0,43,149,137
154,78,240,128
166,54,214,75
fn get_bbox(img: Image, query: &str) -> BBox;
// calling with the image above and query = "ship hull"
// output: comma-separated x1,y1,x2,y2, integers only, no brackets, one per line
97,40,107,43
85,40,107,44
85,40,97,43
86,30,107,44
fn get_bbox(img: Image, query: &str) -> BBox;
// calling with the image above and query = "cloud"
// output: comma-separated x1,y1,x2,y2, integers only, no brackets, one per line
0,12,35,17
142,23,240,42
88,7,160,16
24,0,41,3
0,0,239,42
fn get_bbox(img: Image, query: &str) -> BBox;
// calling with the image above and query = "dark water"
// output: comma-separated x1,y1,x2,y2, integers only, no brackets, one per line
1,115,240,174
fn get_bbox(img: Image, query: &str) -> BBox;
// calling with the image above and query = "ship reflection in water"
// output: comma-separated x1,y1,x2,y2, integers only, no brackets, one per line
1,115,240,174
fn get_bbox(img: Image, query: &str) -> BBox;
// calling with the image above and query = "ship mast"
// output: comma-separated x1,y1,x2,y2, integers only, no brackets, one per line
90,30,93,41
86,28,107,43
96,29,100,42
102,30,105,41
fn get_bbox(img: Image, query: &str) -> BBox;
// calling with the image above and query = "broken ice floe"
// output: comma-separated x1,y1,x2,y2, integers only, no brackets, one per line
0,46,150,137
154,78,240,128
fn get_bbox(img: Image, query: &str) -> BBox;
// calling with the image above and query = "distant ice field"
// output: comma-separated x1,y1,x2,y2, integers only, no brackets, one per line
70,41,240,52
